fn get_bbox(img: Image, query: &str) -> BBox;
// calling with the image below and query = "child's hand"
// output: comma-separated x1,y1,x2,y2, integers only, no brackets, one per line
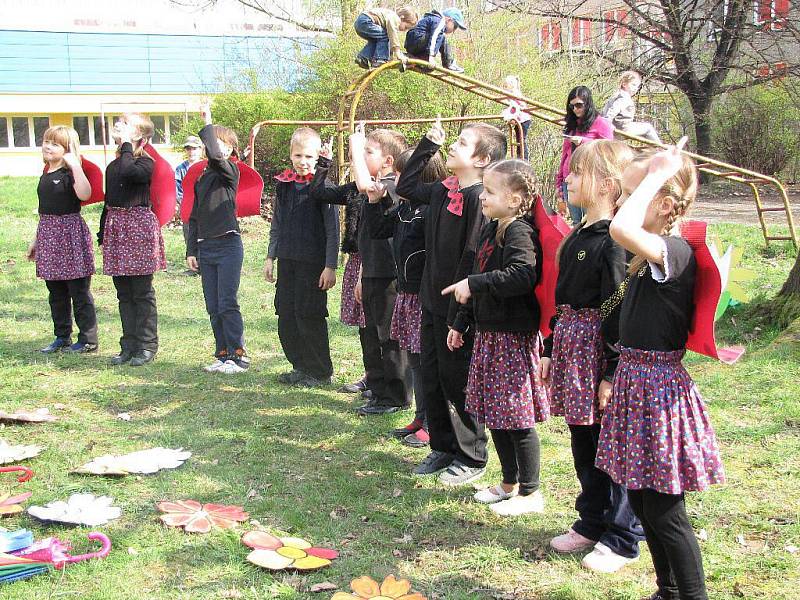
26,242,36,262
349,123,366,154
646,136,688,179
426,115,446,146
319,267,336,291
539,357,551,381
186,256,199,272
441,278,471,304
319,136,334,160
63,151,81,170
366,181,386,203
263,258,275,283
597,379,613,411
569,135,583,146
354,279,363,304
200,99,212,125
447,328,464,351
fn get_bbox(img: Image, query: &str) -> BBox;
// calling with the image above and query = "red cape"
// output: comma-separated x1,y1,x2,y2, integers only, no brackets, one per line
180,158,264,223
680,220,744,364
41,158,104,206
143,144,177,227
533,195,571,337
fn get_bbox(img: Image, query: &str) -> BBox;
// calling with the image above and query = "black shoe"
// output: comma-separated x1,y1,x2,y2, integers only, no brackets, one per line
63,342,98,354
362,389,373,399
278,370,305,384
354,55,370,69
183,269,199,277
40,337,71,354
412,450,454,475
129,349,156,367
357,401,404,416
110,352,133,366
296,374,331,388
337,377,368,394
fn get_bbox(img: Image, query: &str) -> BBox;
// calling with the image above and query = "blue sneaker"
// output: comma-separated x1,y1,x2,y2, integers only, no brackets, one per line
63,342,98,354
40,337,71,354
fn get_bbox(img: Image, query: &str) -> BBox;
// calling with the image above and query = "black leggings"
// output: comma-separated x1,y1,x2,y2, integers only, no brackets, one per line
490,428,540,495
627,489,707,600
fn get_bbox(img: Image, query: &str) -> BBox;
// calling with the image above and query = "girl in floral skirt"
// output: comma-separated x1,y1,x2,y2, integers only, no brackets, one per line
540,140,645,573
27,126,98,354
598,139,725,600
443,158,549,516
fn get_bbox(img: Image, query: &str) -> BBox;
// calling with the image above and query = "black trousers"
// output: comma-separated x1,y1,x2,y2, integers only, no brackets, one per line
45,277,98,345
359,277,411,407
112,275,158,354
628,489,708,600
407,36,456,67
410,352,426,427
490,428,540,495
570,424,644,558
275,259,333,380
421,309,487,467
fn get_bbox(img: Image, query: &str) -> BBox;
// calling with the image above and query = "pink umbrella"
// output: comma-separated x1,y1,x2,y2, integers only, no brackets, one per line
14,532,112,569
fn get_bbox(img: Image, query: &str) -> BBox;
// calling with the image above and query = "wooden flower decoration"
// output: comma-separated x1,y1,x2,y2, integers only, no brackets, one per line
0,441,43,465
0,408,57,424
242,530,338,571
331,575,426,600
74,447,191,476
27,494,121,526
156,500,248,534
0,491,32,516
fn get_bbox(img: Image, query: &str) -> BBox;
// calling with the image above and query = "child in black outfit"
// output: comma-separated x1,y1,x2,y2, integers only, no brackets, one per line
396,119,507,486
265,128,339,387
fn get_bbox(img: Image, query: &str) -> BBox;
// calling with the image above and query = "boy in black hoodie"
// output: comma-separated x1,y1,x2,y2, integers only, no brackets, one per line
396,119,507,486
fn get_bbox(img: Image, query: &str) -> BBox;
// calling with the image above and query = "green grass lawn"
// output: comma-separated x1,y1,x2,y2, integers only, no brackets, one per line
0,175,798,599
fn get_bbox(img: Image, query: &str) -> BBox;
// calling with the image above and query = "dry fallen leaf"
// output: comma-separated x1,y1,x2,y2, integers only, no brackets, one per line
220,589,243,599
309,581,337,593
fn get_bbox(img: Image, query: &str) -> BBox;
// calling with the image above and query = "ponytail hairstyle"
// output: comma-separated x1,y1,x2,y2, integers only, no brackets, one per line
484,158,538,245
118,113,155,160
626,148,699,275
42,125,82,163
555,140,635,264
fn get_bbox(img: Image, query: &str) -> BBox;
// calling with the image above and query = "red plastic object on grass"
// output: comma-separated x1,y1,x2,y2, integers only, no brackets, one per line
180,158,264,223
14,532,112,569
533,194,571,338
143,144,177,226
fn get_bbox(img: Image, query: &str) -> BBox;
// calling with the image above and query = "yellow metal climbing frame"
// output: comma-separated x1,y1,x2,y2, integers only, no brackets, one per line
334,58,796,248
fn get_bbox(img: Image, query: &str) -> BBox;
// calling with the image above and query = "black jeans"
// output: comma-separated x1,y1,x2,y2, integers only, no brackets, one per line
112,274,158,354
628,489,708,600
490,428,540,495
570,424,644,558
275,258,332,380
359,277,412,407
410,352,426,427
421,309,487,467
198,234,245,355
45,277,97,345
407,36,455,67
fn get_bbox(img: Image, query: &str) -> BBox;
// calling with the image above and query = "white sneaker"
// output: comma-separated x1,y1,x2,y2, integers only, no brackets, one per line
581,542,639,573
219,359,246,374
474,484,517,504
203,359,226,373
550,528,596,553
490,490,544,516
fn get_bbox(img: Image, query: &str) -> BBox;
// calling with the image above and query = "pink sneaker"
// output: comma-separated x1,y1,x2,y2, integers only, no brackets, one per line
581,542,639,573
549,528,596,554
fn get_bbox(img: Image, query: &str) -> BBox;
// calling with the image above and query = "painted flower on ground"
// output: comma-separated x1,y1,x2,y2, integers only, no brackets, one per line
156,500,248,534
242,530,338,570
331,575,426,600
27,494,121,526
0,408,57,424
0,441,43,465
75,447,191,476
0,491,32,516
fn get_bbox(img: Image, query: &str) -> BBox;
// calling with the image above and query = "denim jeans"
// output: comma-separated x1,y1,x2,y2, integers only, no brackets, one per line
564,182,585,224
521,120,531,160
355,13,389,63
198,234,245,356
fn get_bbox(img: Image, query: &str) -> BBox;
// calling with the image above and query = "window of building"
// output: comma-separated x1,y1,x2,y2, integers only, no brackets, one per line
755,0,790,29
12,117,30,147
169,115,185,143
571,19,593,47
93,116,108,145
603,9,629,43
151,115,165,144
540,21,562,51
33,117,50,146
0,118,8,148
73,116,90,146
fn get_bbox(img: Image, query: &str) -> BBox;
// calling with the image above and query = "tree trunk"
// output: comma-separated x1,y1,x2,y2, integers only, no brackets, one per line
779,252,800,296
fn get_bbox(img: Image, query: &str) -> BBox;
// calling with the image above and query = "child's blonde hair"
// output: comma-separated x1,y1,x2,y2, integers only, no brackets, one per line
397,6,418,26
367,128,407,163
290,127,321,150
504,75,522,95
484,158,538,245
119,113,154,160
42,126,81,162
627,148,698,275
619,70,641,88
213,125,239,159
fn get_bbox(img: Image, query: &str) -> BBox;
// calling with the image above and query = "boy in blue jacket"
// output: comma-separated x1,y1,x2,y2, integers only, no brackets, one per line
404,7,466,73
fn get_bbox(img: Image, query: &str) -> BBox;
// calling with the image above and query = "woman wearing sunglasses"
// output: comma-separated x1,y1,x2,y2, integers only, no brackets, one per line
556,86,614,224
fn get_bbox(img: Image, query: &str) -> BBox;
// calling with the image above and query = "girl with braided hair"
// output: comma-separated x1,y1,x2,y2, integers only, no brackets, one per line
542,140,645,573
442,159,550,516
598,138,724,600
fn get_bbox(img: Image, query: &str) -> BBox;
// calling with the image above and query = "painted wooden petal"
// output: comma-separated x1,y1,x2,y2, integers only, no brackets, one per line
0,504,24,515
306,547,338,560
330,594,360,600
276,546,306,560
397,594,427,600
1,492,32,506
159,512,193,528
351,576,382,597
241,531,282,550
156,500,201,514
207,515,237,530
380,575,412,597
183,513,212,533
203,504,247,521
291,555,331,570
279,537,311,550
246,549,293,570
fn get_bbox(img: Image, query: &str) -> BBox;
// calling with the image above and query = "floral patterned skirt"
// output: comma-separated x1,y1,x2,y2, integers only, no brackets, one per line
390,291,421,353
102,206,166,276
339,252,365,327
466,330,550,430
596,346,726,494
35,214,95,280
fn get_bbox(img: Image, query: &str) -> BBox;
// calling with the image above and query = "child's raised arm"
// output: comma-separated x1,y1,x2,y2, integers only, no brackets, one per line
309,155,359,205
396,119,446,204
349,124,372,193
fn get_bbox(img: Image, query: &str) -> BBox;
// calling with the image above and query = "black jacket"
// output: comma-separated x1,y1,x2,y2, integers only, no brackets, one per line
453,218,541,333
396,136,486,324
98,142,154,244
186,124,241,257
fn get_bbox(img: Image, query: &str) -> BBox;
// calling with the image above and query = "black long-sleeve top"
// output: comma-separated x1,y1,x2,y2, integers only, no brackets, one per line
541,219,626,380
309,156,396,279
186,124,241,257
452,218,541,333
396,136,487,325
38,167,81,215
364,192,428,294
98,142,154,244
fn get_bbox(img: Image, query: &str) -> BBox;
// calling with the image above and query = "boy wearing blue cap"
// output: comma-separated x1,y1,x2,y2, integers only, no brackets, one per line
404,7,466,73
